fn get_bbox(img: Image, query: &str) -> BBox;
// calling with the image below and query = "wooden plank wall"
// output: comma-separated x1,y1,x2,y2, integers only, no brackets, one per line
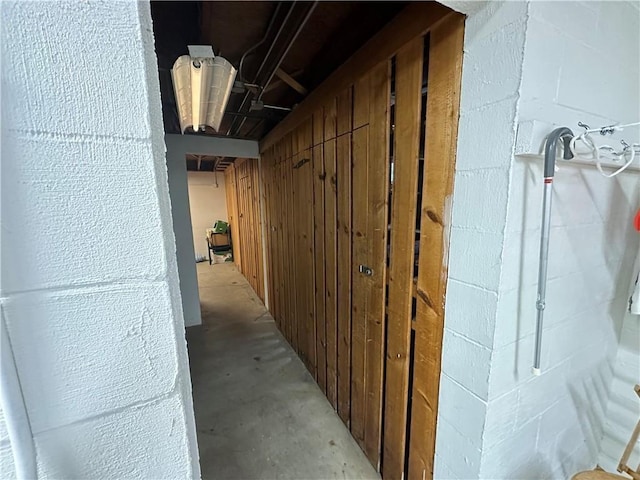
225,163,242,272
225,159,265,302
259,6,464,480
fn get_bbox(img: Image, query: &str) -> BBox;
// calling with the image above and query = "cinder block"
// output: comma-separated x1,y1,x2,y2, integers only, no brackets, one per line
0,408,8,443
433,453,459,480
442,330,492,400
479,417,540,479
2,283,179,433
558,39,639,122
594,1,640,68
444,279,498,348
519,18,565,104
455,99,517,171
0,440,16,480
34,395,192,479
437,373,487,449
447,228,504,291
1,1,155,139
1,134,169,294
451,168,510,233
529,2,598,51
463,1,528,44
493,285,537,348
515,363,571,429
433,418,482,479
483,388,518,449
459,20,526,112
488,334,536,399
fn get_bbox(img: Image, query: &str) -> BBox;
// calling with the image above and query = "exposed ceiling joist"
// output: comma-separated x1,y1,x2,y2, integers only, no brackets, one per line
275,68,308,95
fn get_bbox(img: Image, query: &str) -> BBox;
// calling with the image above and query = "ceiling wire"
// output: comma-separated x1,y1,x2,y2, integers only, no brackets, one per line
238,2,283,82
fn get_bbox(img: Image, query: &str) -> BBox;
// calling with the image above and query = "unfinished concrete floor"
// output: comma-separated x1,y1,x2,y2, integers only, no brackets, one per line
187,262,379,480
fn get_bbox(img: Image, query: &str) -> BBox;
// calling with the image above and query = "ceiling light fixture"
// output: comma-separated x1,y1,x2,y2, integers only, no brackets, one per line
171,45,237,134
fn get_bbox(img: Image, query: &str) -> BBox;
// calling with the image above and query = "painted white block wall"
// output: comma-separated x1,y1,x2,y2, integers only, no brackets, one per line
0,1,199,478
598,253,640,472
437,1,639,479
483,2,639,478
188,171,229,257
434,2,529,477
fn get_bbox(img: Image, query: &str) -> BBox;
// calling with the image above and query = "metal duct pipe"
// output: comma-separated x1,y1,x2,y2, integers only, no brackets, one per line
533,126,574,375
227,1,317,137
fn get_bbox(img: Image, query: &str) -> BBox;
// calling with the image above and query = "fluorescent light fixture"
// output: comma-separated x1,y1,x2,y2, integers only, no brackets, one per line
171,45,237,134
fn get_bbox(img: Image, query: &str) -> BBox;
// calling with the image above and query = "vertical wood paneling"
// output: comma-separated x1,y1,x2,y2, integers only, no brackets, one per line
364,60,391,468
407,16,464,480
336,87,353,425
257,10,463,480
350,72,372,447
324,136,338,410
225,163,242,272
351,124,369,446
383,37,424,480
285,155,297,348
313,140,327,393
229,159,265,302
302,149,316,378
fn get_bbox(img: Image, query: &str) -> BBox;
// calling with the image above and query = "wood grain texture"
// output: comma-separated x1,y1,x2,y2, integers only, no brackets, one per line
260,2,451,152
336,87,353,425
364,60,391,468
351,124,369,447
225,163,242,272
383,36,424,480
257,7,461,478
407,14,464,480
313,141,327,393
324,136,338,410
226,159,265,302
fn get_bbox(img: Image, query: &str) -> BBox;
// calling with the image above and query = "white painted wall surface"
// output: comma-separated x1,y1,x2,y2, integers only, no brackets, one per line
437,1,640,479
0,1,199,478
188,172,228,257
433,2,529,478
164,134,257,328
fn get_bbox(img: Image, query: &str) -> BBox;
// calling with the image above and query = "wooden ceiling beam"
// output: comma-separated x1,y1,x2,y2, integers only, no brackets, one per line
260,2,453,152
275,67,308,95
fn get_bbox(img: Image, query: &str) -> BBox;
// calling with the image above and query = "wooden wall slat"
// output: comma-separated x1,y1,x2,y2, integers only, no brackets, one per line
286,155,297,348
313,141,327,393
293,151,307,365
382,36,424,480
407,16,464,480
225,163,242,272
363,60,391,468
257,8,464,480
302,149,316,378
350,123,369,447
336,87,353,425
324,136,338,410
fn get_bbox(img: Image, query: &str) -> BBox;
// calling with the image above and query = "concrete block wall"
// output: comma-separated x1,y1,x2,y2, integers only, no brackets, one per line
0,1,199,478
598,287,640,471
437,1,639,478
435,2,529,478
483,1,639,478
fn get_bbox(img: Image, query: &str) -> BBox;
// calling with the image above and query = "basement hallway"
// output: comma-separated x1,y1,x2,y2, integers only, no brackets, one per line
186,262,379,479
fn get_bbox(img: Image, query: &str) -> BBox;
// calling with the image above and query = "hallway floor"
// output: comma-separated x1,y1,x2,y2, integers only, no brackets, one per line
187,262,379,480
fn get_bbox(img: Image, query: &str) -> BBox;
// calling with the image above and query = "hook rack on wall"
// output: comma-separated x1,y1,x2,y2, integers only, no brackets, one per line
570,120,640,177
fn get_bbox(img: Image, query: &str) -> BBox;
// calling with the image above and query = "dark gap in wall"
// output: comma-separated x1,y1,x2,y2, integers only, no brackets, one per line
403,328,417,475
380,55,396,476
